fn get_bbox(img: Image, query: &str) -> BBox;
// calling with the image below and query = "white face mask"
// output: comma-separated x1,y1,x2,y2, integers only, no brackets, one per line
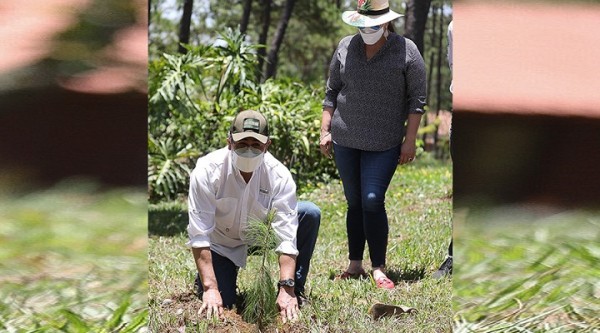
359,27,385,45
232,147,264,173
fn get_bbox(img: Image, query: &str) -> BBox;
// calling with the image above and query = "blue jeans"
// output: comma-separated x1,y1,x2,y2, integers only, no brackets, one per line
196,201,320,307
333,143,401,268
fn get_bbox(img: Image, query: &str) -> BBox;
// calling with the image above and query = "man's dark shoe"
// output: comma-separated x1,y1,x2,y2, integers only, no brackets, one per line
433,256,452,279
297,294,309,308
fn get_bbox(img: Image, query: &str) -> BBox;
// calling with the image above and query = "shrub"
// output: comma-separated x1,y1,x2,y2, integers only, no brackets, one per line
148,29,337,202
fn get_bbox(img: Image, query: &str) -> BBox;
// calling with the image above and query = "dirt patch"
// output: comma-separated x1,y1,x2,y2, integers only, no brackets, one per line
160,291,307,332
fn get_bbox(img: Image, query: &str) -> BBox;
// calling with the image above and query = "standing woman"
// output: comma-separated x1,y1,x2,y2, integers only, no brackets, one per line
319,0,426,289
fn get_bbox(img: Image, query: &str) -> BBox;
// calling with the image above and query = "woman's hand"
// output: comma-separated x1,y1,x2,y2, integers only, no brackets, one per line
399,139,417,165
277,287,299,323
198,288,223,320
319,131,333,159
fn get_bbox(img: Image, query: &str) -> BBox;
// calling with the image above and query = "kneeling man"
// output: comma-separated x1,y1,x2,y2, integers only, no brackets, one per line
187,110,320,322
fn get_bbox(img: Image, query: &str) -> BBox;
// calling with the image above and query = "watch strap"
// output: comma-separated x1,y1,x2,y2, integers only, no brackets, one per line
277,279,295,288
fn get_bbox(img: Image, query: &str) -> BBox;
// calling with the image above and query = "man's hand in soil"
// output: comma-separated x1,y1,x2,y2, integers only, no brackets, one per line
277,286,299,323
199,288,223,319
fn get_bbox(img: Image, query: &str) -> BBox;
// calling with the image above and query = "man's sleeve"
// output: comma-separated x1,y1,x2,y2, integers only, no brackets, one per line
270,175,299,256
186,165,216,248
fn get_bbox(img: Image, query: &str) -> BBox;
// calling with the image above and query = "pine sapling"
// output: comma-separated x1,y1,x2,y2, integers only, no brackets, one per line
242,209,279,329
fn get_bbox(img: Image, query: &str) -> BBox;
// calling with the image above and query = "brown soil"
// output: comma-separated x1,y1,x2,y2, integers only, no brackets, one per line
161,291,307,332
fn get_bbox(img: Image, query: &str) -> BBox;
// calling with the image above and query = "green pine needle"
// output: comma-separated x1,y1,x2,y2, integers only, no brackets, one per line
242,209,279,329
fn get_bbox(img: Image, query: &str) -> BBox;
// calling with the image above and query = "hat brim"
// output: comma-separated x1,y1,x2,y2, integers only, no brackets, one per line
231,132,269,144
341,10,402,27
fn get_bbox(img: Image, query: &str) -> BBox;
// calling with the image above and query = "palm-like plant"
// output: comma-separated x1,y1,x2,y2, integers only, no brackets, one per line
149,45,210,114
212,27,261,108
148,135,199,202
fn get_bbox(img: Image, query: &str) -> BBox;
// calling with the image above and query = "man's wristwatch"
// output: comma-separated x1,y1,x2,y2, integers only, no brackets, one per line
277,279,295,288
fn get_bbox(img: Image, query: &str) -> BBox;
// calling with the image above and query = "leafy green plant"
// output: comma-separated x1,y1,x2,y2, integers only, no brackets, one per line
148,29,338,202
241,209,279,329
148,135,199,202
211,27,261,108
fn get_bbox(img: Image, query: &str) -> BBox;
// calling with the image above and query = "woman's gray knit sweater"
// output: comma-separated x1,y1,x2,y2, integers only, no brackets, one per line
323,32,427,151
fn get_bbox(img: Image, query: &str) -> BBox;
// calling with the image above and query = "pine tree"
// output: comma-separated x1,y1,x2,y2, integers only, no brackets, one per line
242,209,279,329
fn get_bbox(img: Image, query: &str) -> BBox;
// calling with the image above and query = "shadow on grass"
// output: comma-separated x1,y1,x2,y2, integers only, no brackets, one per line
148,205,188,236
388,267,426,283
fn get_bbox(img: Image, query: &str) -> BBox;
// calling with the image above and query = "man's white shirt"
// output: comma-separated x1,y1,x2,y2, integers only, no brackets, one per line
187,147,299,268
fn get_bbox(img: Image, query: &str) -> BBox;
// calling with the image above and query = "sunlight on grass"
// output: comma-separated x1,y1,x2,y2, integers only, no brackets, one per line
0,179,148,332
454,207,600,332
149,157,453,332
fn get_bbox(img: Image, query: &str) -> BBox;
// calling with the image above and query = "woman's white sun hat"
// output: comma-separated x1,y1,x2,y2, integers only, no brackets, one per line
342,0,403,28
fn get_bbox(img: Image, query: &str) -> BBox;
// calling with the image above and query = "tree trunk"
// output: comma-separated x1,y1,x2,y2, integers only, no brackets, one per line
436,5,444,116
434,6,444,155
240,0,253,34
264,0,297,81
423,5,437,147
178,0,194,54
257,0,272,79
426,5,437,106
404,0,431,55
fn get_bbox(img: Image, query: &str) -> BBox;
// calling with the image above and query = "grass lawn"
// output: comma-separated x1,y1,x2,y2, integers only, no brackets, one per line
0,180,148,332
454,206,600,332
149,155,453,332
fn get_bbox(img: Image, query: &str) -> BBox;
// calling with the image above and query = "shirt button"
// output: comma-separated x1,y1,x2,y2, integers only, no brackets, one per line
226,228,230,232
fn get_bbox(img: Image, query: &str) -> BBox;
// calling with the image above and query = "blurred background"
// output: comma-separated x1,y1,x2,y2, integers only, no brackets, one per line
452,0,600,330
453,0,600,208
0,0,148,330
0,0,147,190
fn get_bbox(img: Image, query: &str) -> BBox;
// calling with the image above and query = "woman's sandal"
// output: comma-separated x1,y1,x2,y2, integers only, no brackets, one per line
335,269,368,280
